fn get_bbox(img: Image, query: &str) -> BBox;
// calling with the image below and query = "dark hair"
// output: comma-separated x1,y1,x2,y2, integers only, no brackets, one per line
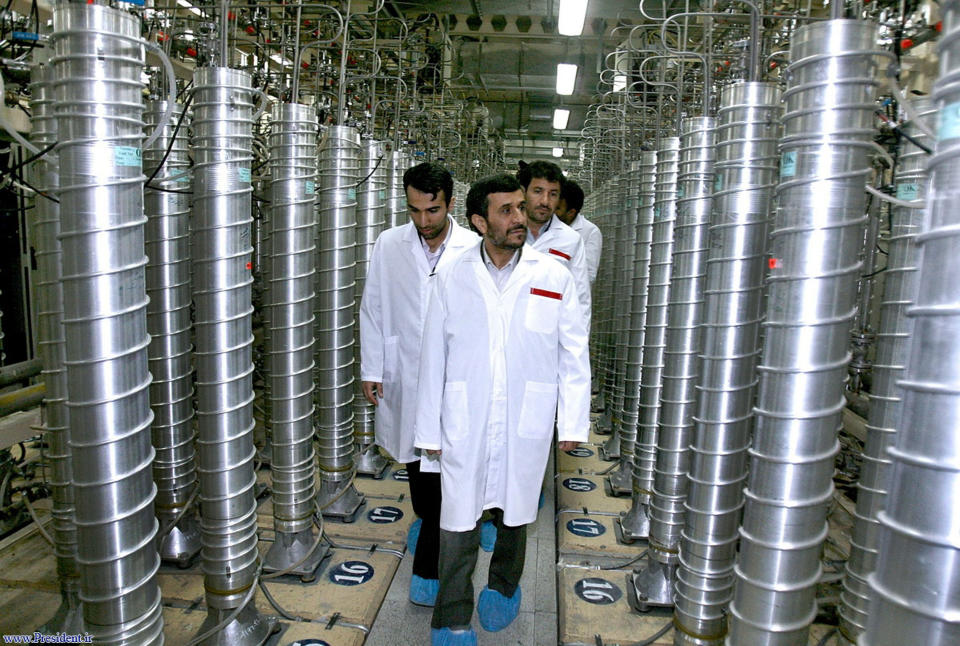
466,173,523,234
516,160,563,190
403,162,454,205
560,178,585,214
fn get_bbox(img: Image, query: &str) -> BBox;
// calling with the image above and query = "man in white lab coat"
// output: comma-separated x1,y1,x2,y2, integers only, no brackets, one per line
359,162,477,607
415,174,591,646
518,160,591,321
556,178,602,287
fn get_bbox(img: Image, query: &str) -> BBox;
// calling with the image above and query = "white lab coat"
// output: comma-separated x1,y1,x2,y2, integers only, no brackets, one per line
569,213,603,286
530,215,592,321
359,217,478,464
414,241,591,531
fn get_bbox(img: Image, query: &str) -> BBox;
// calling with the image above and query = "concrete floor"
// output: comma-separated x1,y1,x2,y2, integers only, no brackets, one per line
365,456,559,646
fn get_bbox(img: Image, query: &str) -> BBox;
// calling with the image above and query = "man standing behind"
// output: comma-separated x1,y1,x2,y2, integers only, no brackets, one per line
415,174,591,645
518,161,591,321
556,179,602,287
359,162,477,607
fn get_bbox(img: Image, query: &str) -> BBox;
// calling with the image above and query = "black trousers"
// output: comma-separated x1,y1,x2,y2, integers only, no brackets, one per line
431,509,527,629
406,460,441,580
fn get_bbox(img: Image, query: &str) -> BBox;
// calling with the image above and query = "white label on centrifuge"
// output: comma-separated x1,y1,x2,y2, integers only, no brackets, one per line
780,151,797,178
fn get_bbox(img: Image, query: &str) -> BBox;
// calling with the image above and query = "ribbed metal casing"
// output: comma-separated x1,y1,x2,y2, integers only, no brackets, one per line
648,117,716,563
590,196,614,399
190,66,261,610
143,100,199,563
267,103,318,535
30,62,83,628
51,4,163,643
729,20,883,646
838,100,934,640
862,2,960,641
606,175,632,451
386,150,410,228
315,125,360,485
632,137,681,513
353,139,387,460
596,188,617,410
675,82,782,645
611,158,655,488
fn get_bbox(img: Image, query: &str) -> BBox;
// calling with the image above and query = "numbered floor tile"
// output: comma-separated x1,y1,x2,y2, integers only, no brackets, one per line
322,496,416,547
556,444,610,474
160,606,366,646
307,549,402,627
556,511,645,564
558,566,675,645
555,473,632,514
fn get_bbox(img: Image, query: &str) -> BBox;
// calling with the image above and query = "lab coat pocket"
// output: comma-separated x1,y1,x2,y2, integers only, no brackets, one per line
383,336,400,379
441,381,469,442
524,291,561,334
517,381,558,439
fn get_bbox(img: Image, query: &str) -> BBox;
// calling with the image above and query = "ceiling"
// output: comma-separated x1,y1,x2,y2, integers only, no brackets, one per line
389,0,647,170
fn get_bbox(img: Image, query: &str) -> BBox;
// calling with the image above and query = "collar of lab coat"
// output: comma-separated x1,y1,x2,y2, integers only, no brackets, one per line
401,216,475,274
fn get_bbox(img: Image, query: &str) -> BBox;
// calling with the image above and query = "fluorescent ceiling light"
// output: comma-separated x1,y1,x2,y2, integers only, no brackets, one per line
552,147,563,158
556,63,577,95
270,53,294,67
177,0,203,16
558,0,588,36
553,108,570,130
613,74,627,92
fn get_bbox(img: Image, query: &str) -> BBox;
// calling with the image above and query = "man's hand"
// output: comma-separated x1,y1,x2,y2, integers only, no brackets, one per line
558,441,579,452
362,381,383,406
426,449,442,456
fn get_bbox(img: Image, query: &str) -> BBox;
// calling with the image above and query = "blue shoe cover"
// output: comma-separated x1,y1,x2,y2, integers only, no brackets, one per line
431,627,478,646
477,585,521,632
407,517,422,555
479,520,496,553
409,574,439,607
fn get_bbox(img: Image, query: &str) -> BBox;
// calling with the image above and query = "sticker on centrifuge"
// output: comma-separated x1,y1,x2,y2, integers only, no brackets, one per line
714,174,723,192
114,146,142,167
676,186,685,199
328,561,375,586
379,189,387,200
574,577,623,605
780,151,797,178
938,101,960,141
237,167,251,183
306,180,315,195
562,477,597,492
564,447,594,458
367,506,404,524
347,187,357,200
896,183,919,201
566,517,606,538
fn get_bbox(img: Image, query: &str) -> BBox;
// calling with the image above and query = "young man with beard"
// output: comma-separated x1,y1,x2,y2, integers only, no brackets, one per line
359,162,477,607
415,174,591,645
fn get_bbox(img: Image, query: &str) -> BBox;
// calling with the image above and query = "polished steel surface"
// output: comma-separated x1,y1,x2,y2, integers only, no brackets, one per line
30,62,85,635
608,157,656,495
190,66,270,644
863,3,960,642
601,175,630,461
262,103,327,576
51,4,163,643
675,82,782,645
622,137,680,539
729,20,883,646
353,138,389,477
314,125,365,518
144,100,201,567
838,99,934,641
386,150,411,229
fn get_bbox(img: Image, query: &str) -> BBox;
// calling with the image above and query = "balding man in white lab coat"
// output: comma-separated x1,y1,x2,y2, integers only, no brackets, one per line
415,173,591,646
